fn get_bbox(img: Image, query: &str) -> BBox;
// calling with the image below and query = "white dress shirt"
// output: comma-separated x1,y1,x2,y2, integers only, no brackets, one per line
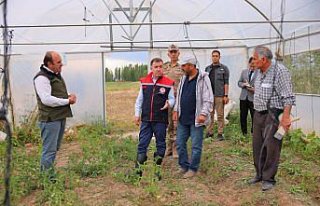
34,66,69,107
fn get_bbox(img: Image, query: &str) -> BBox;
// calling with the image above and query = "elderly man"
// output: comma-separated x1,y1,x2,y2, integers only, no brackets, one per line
163,44,184,158
205,50,230,141
173,56,213,178
134,58,175,180
34,51,77,174
249,46,295,191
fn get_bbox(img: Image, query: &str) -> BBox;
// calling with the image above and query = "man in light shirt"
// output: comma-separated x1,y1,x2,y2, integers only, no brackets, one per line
34,51,76,176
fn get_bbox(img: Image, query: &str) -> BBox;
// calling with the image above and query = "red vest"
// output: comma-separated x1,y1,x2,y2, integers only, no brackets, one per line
140,72,174,123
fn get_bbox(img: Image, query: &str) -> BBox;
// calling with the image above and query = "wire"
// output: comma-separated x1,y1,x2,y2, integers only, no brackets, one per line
189,0,216,21
183,22,199,68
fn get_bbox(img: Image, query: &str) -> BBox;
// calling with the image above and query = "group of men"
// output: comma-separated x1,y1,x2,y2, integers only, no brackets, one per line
132,45,295,191
133,45,232,180
34,45,295,192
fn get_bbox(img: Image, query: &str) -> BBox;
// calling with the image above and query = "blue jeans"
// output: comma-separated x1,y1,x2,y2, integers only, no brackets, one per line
177,123,204,172
39,119,66,170
137,121,167,157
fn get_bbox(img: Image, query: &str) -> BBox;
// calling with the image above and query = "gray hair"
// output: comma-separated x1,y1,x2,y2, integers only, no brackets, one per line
254,46,273,60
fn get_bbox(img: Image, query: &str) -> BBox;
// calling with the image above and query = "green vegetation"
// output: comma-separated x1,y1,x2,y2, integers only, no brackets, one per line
105,81,140,92
284,50,320,94
105,64,148,82
1,111,319,205
1,80,320,205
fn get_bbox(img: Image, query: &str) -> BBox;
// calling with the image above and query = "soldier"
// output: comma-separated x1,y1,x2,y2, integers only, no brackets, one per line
163,44,184,158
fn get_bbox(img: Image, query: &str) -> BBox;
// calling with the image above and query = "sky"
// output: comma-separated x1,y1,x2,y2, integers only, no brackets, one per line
104,51,148,72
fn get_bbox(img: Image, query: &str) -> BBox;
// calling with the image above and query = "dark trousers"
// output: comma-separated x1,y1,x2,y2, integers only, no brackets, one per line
240,99,254,135
252,112,282,183
137,121,167,157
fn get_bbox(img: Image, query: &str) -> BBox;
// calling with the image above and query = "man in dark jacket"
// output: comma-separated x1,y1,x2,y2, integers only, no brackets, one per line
205,50,230,140
134,58,175,179
238,57,257,135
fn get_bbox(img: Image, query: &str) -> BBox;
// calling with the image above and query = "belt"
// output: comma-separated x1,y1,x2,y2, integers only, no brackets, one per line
257,110,268,115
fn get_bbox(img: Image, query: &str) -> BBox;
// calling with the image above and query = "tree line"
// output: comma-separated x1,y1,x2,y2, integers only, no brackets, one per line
105,63,148,82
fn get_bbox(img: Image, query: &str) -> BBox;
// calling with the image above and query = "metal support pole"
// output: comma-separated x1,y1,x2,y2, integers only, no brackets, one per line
101,52,106,127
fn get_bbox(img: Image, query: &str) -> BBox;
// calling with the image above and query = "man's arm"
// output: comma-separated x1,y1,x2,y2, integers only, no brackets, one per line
160,86,175,110
134,86,143,126
238,70,248,88
277,67,296,132
223,84,229,104
200,75,214,117
34,76,71,107
223,66,230,104
280,105,292,132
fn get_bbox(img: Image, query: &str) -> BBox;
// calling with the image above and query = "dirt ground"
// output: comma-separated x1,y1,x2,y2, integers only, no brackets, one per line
18,82,320,206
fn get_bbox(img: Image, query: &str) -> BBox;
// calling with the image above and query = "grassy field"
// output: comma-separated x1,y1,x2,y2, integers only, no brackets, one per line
106,81,140,134
0,81,319,205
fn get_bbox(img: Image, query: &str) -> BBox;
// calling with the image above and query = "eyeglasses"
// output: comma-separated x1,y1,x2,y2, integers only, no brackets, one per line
212,55,219,57
169,50,178,53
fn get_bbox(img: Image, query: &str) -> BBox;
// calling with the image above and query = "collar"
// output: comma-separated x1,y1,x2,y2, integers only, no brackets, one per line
42,65,55,73
169,61,179,67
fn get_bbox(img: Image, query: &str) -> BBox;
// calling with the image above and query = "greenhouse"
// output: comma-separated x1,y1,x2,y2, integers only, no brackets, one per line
1,0,320,205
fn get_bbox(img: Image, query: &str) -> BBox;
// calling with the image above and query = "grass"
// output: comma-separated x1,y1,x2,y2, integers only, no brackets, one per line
106,81,140,92
0,81,319,205
1,114,319,205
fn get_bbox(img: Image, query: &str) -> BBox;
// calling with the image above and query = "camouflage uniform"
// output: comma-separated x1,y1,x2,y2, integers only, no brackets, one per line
163,61,184,158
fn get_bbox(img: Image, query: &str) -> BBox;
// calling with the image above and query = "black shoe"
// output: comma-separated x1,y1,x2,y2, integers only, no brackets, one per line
205,133,213,138
217,134,225,141
248,177,261,185
262,181,275,191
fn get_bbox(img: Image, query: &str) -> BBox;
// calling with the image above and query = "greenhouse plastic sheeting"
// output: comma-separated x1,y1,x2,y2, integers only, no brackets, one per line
9,53,105,126
292,94,320,135
1,0,319,54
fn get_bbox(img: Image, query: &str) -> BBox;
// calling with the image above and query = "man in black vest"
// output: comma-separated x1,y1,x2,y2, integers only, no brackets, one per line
34,51,77,174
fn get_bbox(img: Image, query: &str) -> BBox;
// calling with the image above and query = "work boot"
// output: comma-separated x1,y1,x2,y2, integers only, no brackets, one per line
154,153,164,181
135,153,147,178
172,141,179,158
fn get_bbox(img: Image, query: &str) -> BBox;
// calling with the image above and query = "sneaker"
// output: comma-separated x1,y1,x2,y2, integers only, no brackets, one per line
217,134,225,141
262,181,275,191
183,170,196,179
248,177,261,185
177,167,188,175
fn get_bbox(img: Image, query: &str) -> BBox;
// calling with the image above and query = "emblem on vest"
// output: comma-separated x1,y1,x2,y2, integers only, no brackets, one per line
159,87,166,94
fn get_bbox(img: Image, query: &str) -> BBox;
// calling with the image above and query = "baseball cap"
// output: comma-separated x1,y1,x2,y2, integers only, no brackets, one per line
180,56,197,66
168,44,179,51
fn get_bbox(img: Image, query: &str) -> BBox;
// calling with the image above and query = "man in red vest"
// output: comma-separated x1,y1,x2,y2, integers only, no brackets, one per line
134,57,175,180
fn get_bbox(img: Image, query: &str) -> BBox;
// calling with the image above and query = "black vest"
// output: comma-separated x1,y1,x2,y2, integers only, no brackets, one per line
34,65,73,122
